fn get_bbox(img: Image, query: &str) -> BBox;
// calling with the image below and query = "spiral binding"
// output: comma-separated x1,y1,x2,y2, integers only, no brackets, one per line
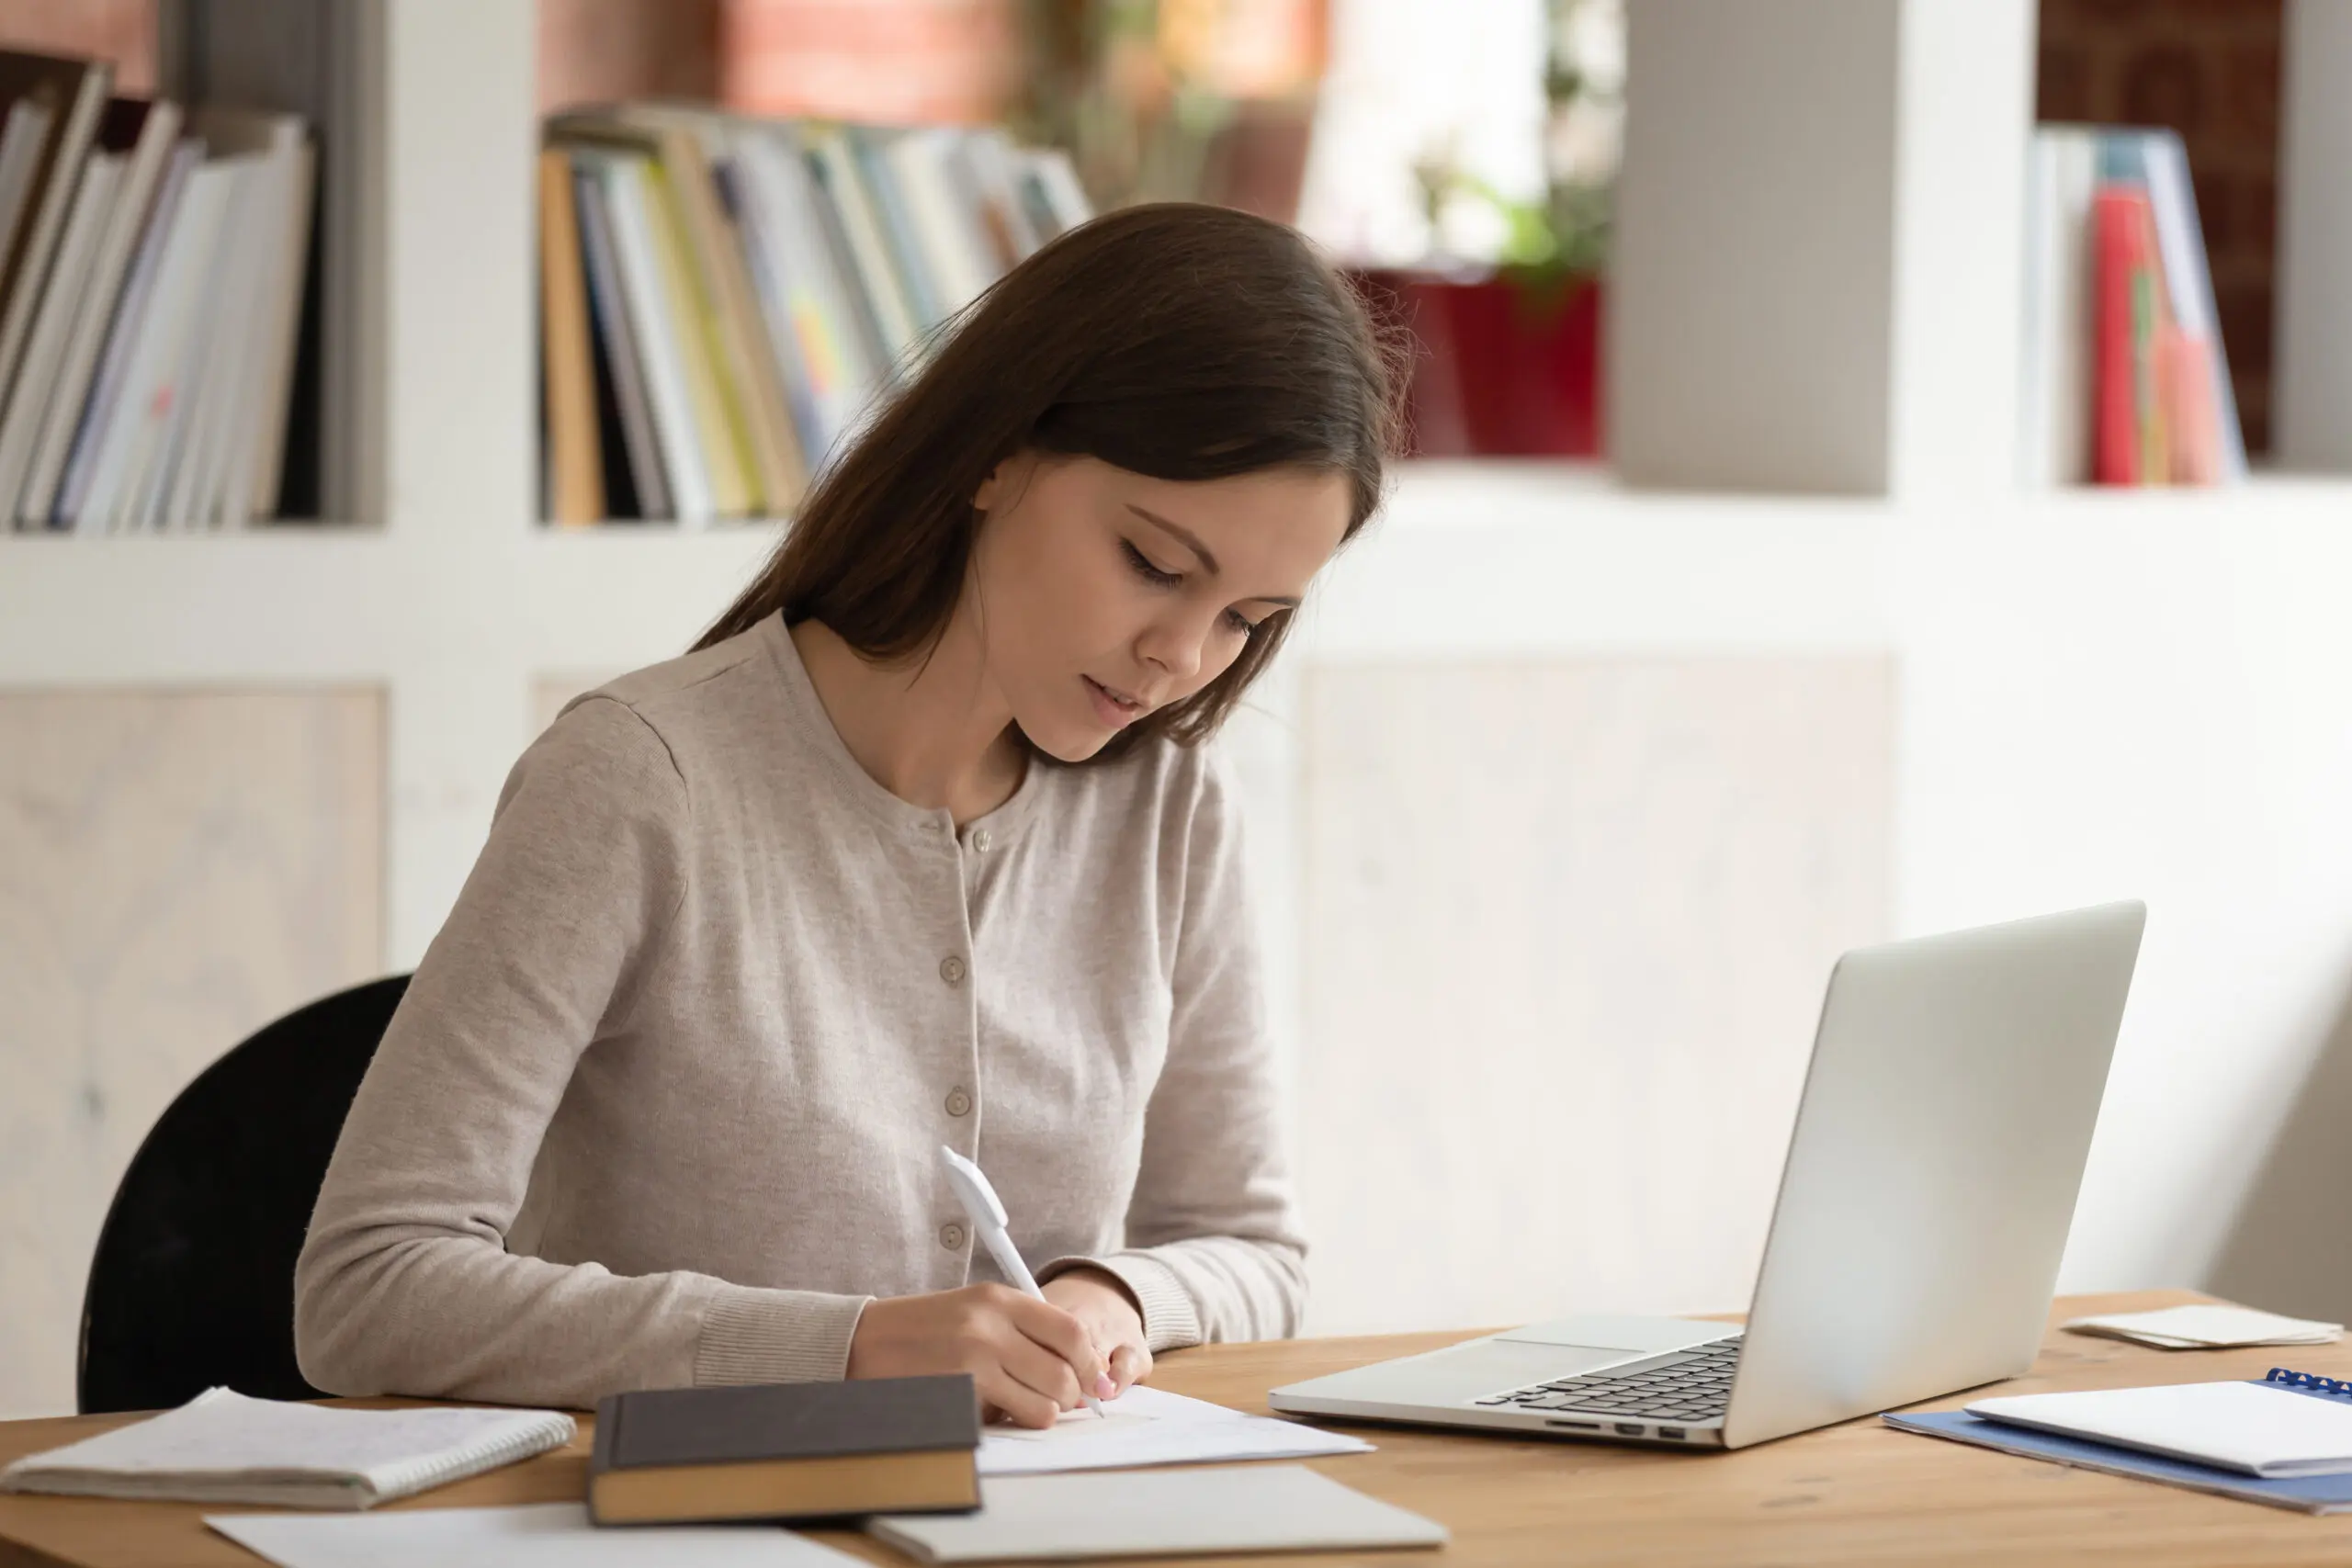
2264,1367,2352,1398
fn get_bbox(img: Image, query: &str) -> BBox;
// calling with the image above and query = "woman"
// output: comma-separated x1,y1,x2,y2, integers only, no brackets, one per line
294,202,1403,1425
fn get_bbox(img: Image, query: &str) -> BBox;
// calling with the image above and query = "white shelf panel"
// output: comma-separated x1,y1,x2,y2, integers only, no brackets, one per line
1308,461,1893,659
6,468,2348,686
0,530,404,683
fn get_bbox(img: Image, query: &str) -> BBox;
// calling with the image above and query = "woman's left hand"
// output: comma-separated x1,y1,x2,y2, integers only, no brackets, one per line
1041,1268,1152,1397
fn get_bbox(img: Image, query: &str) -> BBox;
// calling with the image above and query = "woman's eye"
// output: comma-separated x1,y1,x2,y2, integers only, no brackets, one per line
1224,608,1260,637
1122,540,1182,587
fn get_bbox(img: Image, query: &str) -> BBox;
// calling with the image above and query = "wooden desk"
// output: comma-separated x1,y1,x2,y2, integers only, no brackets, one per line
6,1290,2350,1566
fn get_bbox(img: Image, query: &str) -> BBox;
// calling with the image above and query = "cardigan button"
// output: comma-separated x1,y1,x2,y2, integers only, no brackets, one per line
945,1087,973,1118
940,1222,967,1251
939,954,967,986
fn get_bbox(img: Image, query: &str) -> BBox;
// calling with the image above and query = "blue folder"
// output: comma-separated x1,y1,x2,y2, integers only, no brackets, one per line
1886,1379,2352,1516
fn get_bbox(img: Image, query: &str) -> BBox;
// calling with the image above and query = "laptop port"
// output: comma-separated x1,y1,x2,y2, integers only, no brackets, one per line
1658,1427,1686,1439
1546,1419,1601,1430
1614,1423,1645,1436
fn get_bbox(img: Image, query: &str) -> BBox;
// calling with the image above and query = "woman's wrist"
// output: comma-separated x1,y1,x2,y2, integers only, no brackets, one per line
1046,1264,1145,1326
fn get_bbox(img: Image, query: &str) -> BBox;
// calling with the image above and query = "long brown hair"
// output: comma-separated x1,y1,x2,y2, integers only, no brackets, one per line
695,201,1407,760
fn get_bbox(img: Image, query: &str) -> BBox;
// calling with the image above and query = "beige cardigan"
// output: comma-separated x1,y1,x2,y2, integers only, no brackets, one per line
294,613,1305,1409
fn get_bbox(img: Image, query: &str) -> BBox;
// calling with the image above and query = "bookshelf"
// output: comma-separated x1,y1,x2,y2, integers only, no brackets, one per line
8,0,2352,1388
4,0,2350,964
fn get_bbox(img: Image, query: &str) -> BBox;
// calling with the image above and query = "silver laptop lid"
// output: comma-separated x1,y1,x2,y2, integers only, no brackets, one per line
1720,901,2144,1449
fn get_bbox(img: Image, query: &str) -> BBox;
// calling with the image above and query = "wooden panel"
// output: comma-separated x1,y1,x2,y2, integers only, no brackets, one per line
1298,658,1893,1333
0,690,384,1420
8,1292,2352,1566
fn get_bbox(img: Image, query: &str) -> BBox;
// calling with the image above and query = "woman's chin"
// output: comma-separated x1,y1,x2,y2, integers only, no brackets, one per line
1018,712,1119,763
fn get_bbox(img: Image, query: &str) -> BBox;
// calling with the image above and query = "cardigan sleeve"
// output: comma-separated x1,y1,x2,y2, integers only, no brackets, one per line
1040,749,1308,1348
293,696,870,1408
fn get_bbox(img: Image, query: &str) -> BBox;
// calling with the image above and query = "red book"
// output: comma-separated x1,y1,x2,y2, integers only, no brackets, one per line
2092,186,2152,486
2165,332,2218,484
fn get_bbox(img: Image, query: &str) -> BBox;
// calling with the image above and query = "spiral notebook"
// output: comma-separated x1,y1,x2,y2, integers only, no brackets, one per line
1887,1369,2352,1514
0,1388,575,1509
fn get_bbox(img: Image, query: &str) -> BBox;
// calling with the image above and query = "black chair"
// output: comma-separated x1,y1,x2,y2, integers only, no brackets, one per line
76,975,410,1414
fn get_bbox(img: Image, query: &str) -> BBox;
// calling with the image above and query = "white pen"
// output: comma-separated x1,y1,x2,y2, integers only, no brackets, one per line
939,1144,1106,1417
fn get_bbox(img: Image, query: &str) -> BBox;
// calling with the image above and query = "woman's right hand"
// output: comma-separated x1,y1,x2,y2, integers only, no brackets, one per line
846,1284,1115,1428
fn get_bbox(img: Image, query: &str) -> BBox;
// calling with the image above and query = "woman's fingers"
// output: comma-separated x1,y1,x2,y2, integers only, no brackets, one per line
990,1321,1088,1420
1108,1342,1149,1394
975,1365,1063,1430
845,1284,1130,1430
997,1288,1109,1398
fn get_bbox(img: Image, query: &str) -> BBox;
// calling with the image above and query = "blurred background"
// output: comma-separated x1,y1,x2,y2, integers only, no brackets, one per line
3,0,2351,1423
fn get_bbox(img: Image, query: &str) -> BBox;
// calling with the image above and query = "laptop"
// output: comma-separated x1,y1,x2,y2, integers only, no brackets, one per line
1269,901,2146,1451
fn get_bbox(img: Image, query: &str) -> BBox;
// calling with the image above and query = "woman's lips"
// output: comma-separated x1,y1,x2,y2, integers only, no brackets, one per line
1085,675,1147,727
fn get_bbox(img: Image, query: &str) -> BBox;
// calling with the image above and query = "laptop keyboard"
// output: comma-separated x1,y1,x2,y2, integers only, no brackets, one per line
1475,1336,1744,1421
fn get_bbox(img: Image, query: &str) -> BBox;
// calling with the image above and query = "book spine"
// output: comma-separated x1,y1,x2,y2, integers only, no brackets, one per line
808,126,921,363
2019,129,2098,489
231,131,312,522
0,61,112,415
154,157,266,529
2131,197,2165,487
0,98,57,265
20,97,179,525
539,145,606,525
574,162,672,519
737,130,872,457
2139,129,2242,483
798,139,893,389
662,125,806,515
849,126,942,333
601,156,714,525
75,153,232,530
0,150,119,522
2092,186,2146,486
642,157,753,520
717,149,827,478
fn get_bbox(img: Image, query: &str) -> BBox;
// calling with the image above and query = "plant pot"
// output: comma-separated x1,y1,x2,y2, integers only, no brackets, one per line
1354,269,1603,457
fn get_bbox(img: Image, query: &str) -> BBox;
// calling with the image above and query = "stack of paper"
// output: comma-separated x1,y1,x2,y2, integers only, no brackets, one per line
2063,1303,2342,1350
0,1388,574,1508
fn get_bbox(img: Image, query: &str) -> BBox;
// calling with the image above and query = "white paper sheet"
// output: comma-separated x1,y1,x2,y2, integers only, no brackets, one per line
1968,1381,2352,1477
2063,1303,2344,1350
869,1465,1447,1562
207,1502,861,1568
976,1384,1373,1476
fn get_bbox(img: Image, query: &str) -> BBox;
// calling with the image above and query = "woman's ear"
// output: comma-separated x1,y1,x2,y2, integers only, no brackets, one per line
971,450,1035,515
972,458,1008,514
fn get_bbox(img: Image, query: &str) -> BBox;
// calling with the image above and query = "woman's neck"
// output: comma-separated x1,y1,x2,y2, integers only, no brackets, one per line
790,615,1027,826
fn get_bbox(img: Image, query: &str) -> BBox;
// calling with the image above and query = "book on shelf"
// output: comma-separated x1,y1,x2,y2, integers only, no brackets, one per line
0,47,317,533
0,51,110,423
538,104,1093,527
2019,123,2242,490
